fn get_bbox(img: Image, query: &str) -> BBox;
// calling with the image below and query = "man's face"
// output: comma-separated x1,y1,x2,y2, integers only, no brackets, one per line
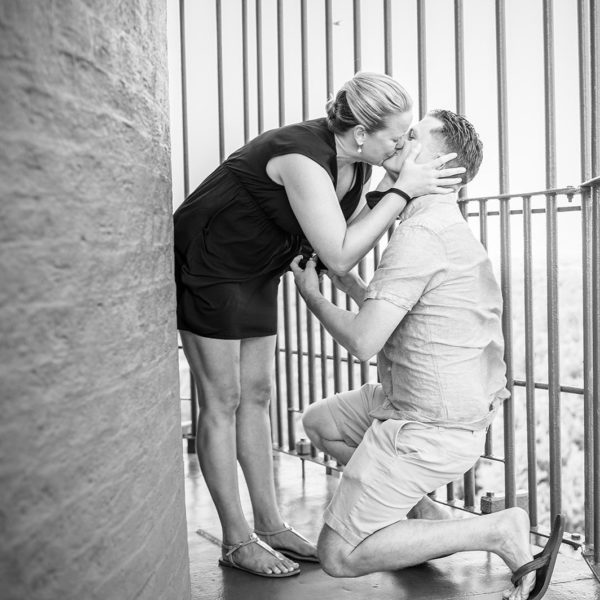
405,115,446,165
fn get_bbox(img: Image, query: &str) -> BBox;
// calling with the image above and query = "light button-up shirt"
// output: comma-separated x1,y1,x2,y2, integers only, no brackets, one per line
365,193,509,430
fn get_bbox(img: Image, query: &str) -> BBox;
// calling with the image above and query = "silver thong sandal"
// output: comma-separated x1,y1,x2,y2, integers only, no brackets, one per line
218,532,301,578
255,522,320,563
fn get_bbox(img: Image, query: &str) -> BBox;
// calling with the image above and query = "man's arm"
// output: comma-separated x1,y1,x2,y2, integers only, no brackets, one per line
290,257,407,362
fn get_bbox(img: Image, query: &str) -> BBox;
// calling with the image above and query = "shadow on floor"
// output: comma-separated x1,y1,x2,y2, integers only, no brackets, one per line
184,448,600,600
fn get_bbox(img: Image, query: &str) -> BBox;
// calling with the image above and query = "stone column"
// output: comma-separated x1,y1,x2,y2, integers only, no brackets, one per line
0,1,191,598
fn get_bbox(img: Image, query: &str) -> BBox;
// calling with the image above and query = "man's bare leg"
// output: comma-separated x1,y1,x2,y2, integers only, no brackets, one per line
303,399,452,521
318,507,535,600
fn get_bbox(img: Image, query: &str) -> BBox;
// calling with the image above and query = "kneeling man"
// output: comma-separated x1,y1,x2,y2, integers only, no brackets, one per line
291,110,563,600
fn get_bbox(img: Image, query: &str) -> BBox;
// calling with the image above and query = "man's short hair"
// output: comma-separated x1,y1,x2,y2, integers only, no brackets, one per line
428,109,483,185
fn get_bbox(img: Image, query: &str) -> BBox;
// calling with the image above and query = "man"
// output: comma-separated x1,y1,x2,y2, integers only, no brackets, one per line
290,110,564,600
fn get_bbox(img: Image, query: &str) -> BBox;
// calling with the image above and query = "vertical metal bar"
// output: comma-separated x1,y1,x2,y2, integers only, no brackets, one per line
384,0,392,75
353,0,362,72
274,335,283,447
479,200,488,247
277,0,285,126
582,185,595,547
463,470,475,510
545,190,562,521
495,0,515,509
416,0,427,118
179,0,197,453
325,0,333,96
216,0,225,162
256,0,264,133
358,260,370,383
296,0,317,446
296,294,305,413
495,0,510,193
346,296,355,390
579,0,593,181
522,195,538,526
307,311,317,410
499,196,515,508
189,374,197,454
319,279,329,399
446,482,455,503
454,0,467,200
591,0,600,565
593,181,600,565
578,0,594,554
283,276,296,451
454,0,465,115
322,0,333,411
242,0,250,142
543,0,562,521
331,288,342,392
543,0,557,189
478,198,494,459
179,0,190,199
301,0,309,120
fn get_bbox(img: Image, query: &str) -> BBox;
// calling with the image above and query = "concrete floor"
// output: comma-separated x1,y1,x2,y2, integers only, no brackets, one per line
184,448,600,600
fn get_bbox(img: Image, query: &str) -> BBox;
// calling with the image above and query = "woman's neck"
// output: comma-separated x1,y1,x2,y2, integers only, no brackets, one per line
334,131,358,168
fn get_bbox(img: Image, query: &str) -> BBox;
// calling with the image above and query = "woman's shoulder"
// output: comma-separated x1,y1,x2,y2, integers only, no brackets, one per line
261,118,334,155
226,118,336,176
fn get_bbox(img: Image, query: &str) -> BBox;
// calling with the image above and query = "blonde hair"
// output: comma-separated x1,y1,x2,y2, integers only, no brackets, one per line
325,72,412,133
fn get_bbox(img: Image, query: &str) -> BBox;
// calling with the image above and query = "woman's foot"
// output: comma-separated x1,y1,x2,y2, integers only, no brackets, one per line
489,508,536,600
221,533,299,576
255,522,319,561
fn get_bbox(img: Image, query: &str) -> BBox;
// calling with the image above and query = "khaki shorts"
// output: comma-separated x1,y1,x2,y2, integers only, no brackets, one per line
323,383,487,547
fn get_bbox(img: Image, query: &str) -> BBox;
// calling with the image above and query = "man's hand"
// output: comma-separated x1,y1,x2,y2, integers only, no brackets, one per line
290,255,321,300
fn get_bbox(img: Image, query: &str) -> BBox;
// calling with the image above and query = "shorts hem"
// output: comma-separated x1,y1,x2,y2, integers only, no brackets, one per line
325,396,360,447
323,508,365,548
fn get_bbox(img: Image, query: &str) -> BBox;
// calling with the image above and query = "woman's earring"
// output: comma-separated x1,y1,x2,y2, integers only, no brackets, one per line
357,143,363,154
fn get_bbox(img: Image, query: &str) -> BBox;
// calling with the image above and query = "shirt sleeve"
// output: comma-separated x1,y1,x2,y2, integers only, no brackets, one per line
365,224,446,311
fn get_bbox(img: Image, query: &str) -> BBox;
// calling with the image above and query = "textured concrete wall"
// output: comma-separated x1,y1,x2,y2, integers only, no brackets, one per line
0,2,191,599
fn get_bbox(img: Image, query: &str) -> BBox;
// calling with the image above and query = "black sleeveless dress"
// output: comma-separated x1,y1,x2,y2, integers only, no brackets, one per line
173,118,372,339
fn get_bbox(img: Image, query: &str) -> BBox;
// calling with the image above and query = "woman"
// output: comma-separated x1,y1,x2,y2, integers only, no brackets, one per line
174,72,464,578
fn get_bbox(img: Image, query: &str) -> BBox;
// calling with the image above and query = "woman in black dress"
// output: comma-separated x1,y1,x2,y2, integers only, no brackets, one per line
173,72,465,577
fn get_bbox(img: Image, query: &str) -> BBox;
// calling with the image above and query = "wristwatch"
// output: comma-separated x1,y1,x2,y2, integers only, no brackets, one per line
365,187,412,209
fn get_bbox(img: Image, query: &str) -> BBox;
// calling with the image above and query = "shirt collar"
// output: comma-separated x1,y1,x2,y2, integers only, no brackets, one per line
399,192,459,222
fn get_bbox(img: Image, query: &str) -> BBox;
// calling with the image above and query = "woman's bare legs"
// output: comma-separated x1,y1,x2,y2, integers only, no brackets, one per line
180,331,297,575
237,336,316,558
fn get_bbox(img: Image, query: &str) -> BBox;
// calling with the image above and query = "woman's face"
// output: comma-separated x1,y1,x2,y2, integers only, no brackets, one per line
359,110,414,166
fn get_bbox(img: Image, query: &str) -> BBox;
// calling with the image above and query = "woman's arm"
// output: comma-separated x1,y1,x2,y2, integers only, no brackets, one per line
269,154,403,275
268,146,463,275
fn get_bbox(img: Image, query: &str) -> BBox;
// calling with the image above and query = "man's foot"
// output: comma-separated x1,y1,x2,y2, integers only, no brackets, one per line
407,495,454,520
255,522,319,562
489,508,536,600
220,533,299,576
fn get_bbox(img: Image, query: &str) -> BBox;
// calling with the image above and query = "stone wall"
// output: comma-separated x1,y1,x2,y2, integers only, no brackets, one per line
0,1,191,598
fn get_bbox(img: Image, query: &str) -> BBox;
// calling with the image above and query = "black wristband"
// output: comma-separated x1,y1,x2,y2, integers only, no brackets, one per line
365,187,412,209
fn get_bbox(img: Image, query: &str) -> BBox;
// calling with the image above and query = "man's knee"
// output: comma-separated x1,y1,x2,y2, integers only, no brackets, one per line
302,402,325,445
317,526,358,578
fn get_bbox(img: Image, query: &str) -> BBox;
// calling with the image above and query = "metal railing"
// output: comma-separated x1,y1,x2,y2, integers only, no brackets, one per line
175,0,600,575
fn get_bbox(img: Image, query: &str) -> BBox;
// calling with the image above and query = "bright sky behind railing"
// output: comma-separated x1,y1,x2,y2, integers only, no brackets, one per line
167,0,585,265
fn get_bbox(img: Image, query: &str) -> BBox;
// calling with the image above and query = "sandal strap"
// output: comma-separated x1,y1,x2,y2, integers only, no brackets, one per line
255,522,312,545
222,533,281,566
511,554,549,587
